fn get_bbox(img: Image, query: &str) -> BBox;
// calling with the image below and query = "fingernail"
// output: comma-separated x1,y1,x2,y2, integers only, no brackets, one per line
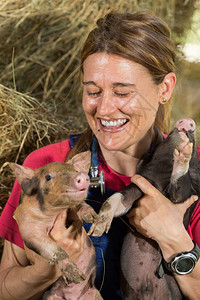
132,174,140,182
193,195,199,201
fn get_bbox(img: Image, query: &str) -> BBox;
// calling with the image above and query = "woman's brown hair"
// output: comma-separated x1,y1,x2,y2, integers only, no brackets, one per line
68,11,176,158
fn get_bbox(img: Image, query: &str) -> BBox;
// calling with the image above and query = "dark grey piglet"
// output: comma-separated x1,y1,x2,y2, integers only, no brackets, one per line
89,118,200,300
10,151,103,300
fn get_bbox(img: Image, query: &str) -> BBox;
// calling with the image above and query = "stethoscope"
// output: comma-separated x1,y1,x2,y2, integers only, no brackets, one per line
89,135,105,195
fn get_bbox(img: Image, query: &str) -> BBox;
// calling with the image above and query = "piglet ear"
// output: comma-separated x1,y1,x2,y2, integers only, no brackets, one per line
9,163,38,195
66,151,91,173
9,163,35,184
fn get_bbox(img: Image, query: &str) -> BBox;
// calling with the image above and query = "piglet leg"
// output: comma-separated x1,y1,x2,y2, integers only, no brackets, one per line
167,132,193,203
166,132,197,228
88,193,125,236
23,232,68,263
76,203,99,224
23,233,86,284
89,180,143,237
171,132,193,184
58,258,86,284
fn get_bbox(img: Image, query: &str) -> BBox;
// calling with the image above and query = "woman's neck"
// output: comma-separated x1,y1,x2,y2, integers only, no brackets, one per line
99,127,155,177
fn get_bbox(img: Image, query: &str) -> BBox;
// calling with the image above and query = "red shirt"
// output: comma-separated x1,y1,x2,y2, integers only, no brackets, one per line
0,139,200,248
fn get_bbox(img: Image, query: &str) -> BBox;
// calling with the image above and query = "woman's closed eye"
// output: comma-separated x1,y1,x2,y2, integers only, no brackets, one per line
86,90,134,98
113,91,131,97
87,91,102,97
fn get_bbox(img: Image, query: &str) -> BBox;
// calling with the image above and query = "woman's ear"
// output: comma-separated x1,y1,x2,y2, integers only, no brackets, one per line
159,72,176,104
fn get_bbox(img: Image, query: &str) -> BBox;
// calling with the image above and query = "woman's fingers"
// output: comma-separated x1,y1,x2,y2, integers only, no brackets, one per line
176,195,198,214
50,209,68,239
49,210,86,263
131,174,198,215
131,174,159,196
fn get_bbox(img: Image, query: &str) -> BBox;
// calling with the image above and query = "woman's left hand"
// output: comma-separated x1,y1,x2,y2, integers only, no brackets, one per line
127,174,197,259
128,174,200,300
50,210,86,263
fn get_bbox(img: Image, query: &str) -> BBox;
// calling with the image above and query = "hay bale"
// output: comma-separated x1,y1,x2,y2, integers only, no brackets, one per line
0,84,81,164
0,83,85,213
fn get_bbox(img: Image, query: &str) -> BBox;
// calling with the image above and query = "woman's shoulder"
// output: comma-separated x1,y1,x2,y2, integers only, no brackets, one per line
23,139,71,169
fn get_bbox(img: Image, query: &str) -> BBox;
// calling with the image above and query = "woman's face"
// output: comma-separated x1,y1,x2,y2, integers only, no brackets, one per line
82,53,161,153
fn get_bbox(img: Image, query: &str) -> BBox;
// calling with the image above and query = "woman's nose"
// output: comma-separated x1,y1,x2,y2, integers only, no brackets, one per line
97,91,116,115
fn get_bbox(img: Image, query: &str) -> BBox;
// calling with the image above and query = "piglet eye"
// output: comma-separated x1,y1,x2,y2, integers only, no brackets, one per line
45,174,52,181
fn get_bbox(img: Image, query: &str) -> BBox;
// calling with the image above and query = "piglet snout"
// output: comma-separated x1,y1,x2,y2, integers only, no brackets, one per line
175,118,196,133
74,173,90,191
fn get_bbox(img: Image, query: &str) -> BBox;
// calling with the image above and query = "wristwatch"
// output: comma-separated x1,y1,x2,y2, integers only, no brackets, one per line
163,241,200,275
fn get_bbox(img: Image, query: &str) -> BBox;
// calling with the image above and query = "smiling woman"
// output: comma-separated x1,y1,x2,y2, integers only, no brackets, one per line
1,10,200,300
82,53,175,165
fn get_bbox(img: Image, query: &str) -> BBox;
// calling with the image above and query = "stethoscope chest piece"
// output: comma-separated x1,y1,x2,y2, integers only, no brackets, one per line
89,165,105,195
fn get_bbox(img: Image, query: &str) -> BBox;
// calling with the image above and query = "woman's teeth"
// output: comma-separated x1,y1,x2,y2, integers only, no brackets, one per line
100,119,127,127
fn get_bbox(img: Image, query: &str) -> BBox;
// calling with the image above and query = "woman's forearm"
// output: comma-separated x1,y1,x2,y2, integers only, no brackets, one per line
0,241,60,300
174,261,200,300
158,230,200,300
0,264,57,300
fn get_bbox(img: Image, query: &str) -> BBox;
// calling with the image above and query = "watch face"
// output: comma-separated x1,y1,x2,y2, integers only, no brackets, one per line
174,257,195,274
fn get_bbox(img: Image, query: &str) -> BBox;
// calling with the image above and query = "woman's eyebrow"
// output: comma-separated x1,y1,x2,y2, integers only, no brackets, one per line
112,82,136,87
83,81,135,87
82,81,98,86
